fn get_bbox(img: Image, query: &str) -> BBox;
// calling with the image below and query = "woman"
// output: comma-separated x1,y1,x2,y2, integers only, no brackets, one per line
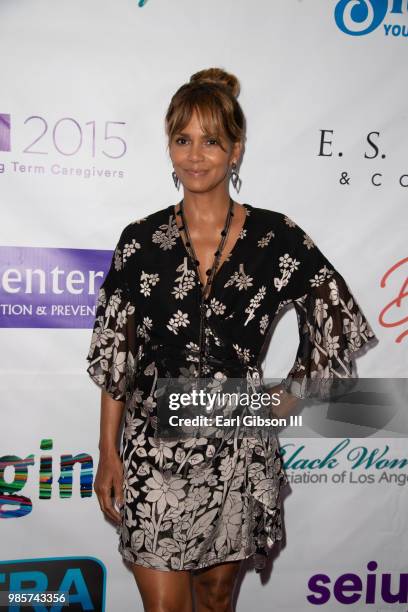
86,68,377,612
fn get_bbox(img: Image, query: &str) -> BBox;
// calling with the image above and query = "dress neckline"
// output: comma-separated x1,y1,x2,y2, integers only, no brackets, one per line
170,202,252,300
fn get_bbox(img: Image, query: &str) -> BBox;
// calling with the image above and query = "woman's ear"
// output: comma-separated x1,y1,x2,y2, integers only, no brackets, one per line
232,140,243,165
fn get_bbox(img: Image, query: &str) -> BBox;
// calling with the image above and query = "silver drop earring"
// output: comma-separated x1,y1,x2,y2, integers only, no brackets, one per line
172,170,180,190
230,162,242,193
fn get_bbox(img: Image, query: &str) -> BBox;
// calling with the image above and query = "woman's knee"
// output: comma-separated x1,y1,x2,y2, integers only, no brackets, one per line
193,567,239,611
144,602,191,612
131,564,193,612
195,581,233,610
140,592,193,612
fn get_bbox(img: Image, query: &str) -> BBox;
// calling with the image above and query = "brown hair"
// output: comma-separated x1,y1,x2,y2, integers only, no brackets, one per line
165,67,246,153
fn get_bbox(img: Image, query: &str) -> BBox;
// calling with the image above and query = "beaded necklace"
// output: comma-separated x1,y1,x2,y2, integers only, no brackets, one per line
177,197,235,302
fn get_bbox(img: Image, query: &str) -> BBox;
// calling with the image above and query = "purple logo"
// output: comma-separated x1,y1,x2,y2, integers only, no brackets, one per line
0,114,11,152
0,246,112,328
307,560,408,605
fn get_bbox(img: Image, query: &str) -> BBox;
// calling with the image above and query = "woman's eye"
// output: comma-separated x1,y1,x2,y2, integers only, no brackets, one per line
175,136,188,144
174,137,219,146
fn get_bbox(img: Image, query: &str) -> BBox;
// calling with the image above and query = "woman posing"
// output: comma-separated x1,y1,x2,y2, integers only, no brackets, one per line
87,68,377,611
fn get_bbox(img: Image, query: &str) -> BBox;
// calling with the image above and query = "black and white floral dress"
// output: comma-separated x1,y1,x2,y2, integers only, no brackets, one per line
86,203,377,572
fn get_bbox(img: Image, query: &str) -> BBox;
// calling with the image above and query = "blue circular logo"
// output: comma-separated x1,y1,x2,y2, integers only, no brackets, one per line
334,0,388,35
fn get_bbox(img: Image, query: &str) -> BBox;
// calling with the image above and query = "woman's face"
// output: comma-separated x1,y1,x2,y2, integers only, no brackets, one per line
169,110,241,195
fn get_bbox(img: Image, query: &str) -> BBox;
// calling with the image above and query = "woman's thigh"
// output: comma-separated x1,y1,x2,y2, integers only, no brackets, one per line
192,560,242,612
130,563,193,612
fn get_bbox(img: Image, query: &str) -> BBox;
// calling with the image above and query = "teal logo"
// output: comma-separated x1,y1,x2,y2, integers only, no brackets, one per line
0,557,106,611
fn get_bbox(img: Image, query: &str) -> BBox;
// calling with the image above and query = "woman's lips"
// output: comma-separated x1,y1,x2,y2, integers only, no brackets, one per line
185,169,208,177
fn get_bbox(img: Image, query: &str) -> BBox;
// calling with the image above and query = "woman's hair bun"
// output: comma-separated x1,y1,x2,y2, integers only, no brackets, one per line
189,67,240,98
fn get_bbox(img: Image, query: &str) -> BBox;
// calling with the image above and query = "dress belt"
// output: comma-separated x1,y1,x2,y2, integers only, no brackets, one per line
142,343,260,375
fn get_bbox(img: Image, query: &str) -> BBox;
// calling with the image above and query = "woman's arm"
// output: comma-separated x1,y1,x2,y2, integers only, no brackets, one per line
86,223,141,524
99,389,125,453
269,213,377,403
93,390,125,525
266,383,299,418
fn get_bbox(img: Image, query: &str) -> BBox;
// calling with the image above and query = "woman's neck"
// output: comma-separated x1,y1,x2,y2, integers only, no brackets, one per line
181,189,232,225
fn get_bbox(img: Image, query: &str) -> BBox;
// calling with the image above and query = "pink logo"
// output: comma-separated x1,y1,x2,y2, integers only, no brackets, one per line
379,257,408,343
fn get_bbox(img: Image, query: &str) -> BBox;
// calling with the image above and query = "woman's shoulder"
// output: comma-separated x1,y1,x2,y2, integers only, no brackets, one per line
247,204,300,230
248,204,318,252
119,204,174,238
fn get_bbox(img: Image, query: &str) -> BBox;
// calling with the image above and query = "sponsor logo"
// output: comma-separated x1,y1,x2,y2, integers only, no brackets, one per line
0,114,11,152
0,113,127,180
307,560,407,605
0,439,93,519
334,0,408,37
379,257,408,343
318,129,408,189
0,557,106,611
281,438,408,485
0,246,111,328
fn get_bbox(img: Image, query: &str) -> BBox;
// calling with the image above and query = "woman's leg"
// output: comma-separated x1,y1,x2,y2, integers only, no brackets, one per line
192,560,242,612
131,564,194,612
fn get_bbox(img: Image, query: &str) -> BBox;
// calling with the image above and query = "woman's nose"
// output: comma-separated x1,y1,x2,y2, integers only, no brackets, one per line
187,142,204,161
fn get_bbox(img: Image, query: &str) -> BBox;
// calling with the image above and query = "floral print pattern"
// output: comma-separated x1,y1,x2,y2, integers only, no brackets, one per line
171,258,197,300
274,253,300,292
140,271,160,297
86,203,377,573
224,263,254,291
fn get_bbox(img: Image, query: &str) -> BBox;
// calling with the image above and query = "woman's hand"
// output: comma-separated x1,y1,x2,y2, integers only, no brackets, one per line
267,383,299,419
94,448,124,525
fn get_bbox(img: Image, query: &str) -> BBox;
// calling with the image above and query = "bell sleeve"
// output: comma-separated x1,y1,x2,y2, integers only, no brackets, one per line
277,215,378,400
86,224,139,402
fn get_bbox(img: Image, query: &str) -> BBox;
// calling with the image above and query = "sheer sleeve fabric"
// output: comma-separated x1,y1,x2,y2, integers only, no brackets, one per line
86,225,139,401
277,215,378,400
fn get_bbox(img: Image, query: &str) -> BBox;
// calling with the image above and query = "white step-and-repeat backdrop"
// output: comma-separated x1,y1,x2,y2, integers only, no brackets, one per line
1,1,407,610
